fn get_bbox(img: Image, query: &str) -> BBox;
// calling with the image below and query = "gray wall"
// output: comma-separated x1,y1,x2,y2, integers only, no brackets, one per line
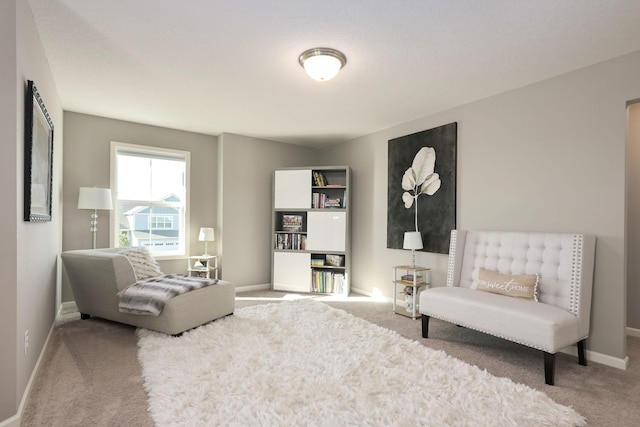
323,51,640,362
0,1,18,419
62,112,218,301
218,133,316,286
1,0,64,422
627,103,640,329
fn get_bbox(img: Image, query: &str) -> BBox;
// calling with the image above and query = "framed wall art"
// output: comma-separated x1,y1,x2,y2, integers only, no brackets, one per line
24,80,54,222
387,122,457,254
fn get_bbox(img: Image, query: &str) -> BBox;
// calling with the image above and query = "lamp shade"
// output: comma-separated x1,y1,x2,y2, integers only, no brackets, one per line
403,231,423,250
77,187,113,210
299,48,347,81
198,227,215,242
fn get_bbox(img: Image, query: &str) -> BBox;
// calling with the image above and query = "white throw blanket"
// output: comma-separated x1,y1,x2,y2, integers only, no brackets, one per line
118,274,218,316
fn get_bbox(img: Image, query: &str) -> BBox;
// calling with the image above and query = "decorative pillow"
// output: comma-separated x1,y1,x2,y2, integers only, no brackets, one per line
476,268,539,301
118,247,163,281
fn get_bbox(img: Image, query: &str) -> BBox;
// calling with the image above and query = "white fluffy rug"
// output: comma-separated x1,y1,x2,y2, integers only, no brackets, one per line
137,299,585,427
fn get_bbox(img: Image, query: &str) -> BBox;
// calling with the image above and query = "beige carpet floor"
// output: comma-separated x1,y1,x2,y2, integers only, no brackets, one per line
21,290,640,426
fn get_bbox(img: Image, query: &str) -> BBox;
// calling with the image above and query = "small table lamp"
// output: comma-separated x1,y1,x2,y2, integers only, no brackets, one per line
198,227,215,256
403,231,423,268
78,187,113,249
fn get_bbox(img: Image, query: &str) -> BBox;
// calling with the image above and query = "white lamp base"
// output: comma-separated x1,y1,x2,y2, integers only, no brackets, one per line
90,210,98,249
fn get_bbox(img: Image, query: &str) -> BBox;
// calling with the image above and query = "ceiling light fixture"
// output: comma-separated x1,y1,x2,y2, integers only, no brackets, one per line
299,47,347,81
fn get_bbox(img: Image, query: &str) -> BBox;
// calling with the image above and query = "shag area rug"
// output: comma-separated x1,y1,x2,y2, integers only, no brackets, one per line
137,299,585,427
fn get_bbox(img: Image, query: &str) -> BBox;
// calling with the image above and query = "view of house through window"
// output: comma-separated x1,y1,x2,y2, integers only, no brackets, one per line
111,142,189,257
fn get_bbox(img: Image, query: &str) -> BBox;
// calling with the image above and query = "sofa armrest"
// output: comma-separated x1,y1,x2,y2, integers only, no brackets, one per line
61,249,137,318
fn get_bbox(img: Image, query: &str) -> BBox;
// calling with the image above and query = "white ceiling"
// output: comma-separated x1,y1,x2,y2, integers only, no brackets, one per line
27,0,640,147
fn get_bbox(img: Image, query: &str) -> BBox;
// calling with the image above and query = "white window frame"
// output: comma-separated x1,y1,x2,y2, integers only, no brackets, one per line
110,141,190,259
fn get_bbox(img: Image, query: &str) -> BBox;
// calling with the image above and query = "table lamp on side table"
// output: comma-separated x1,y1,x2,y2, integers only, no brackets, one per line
198,227,215,256
403,231,423,268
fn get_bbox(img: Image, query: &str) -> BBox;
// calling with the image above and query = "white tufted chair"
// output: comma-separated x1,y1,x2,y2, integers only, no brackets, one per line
419,230,596,385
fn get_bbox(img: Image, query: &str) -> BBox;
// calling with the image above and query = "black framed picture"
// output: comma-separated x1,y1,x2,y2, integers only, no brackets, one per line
24,80,54,222
387,123,457,254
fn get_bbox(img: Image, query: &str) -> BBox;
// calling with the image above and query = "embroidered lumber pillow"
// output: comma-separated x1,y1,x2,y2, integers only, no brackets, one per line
476,268,539,301
118,246,163,281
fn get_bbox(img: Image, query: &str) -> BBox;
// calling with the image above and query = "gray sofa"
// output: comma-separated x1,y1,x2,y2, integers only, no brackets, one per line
61,248,235,335
419,230,596,385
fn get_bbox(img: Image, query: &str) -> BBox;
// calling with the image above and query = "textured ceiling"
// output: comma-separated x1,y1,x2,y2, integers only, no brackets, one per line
27,0,640,147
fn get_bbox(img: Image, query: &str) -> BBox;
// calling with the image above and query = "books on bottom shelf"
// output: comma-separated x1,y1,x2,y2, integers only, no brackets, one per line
275,233,307,250
312,269,345,294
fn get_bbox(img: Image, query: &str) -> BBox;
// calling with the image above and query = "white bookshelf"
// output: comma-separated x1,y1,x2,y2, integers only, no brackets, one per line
271,166,350,295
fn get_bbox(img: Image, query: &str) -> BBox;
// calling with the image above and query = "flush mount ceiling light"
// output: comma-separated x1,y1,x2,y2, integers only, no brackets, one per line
299,47,347,81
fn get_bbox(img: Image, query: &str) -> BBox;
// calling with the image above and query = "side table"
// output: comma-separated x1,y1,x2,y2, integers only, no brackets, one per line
187,255,219,279
392,265,430,319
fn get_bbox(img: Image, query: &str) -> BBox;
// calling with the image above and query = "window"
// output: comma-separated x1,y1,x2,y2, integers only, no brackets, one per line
150,215,173,229
111,142,190,258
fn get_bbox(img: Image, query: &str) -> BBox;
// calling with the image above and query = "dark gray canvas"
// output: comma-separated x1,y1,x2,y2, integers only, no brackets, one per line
387,123,457,254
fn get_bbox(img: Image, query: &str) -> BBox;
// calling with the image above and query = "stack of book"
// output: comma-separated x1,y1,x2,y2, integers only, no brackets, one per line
282,214,303,232
324,197,342,208
401,274,426,284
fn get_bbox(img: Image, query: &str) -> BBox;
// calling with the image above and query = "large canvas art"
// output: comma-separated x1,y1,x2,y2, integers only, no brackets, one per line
387,123,457,254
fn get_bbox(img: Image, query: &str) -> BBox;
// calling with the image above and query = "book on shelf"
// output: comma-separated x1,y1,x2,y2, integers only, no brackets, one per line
275,233,306,250
311,269,345,294
400,274,426,284
312,193,343,209
312,171,327,187
324,198,341,208
312,192,324,208
282,214,303,232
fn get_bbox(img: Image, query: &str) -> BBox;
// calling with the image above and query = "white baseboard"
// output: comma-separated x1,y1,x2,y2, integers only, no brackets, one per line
626,326,640,338
60,301,78,314
235,283,271,293
0,312,59,427
560,346,629,370
350,286,393,303
0,413,19,427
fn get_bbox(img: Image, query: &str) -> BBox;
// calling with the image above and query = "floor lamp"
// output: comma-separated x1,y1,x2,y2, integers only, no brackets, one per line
78,187,113,249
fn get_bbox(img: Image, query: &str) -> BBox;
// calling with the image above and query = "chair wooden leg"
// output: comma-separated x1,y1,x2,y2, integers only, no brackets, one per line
544,352,555,386
577,339,587,366
421,315,430,338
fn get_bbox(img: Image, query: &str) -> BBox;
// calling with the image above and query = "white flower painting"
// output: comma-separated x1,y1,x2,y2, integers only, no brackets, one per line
386,122,456,254
401,147,441,231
